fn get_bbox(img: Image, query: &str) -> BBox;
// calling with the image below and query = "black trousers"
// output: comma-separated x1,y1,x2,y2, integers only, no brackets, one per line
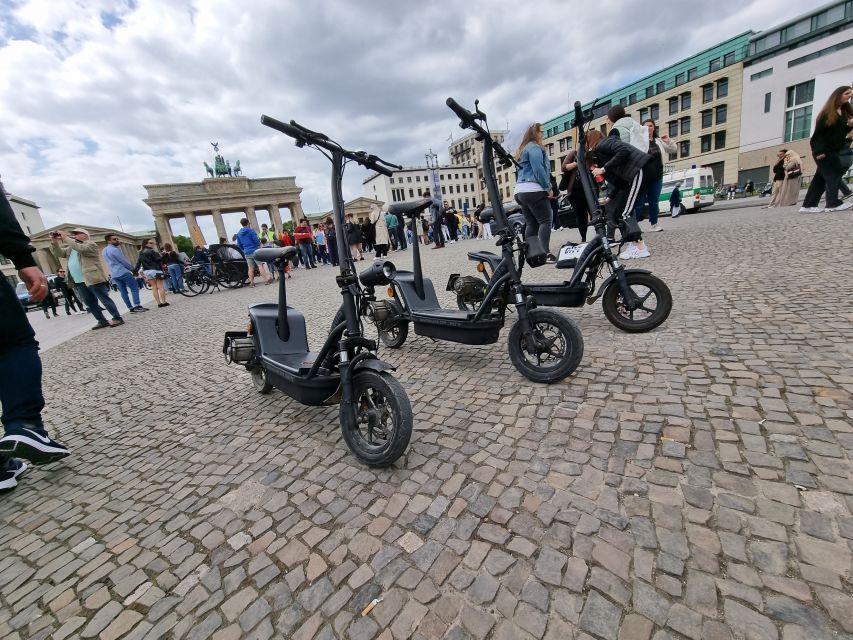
432,219,444,247
803,153,844,208
605,168,649,241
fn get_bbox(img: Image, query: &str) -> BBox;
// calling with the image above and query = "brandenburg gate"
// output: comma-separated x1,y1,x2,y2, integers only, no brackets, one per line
142,176,305,247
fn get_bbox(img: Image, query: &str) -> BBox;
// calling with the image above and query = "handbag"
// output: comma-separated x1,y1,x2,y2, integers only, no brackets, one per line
621,216,643,242
838,149,853,170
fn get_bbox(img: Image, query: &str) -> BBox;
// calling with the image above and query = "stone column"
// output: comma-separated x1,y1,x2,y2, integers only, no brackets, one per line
245,206,259,230
154,214,175,249
212,209,227,242
184,212,206,247
288,200,305,223
269,204,283,231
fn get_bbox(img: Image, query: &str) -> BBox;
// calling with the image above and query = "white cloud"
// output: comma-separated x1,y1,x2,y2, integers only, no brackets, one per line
0,0,830,240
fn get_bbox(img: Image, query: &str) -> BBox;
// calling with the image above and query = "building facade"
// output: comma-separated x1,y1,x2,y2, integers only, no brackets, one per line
447,130,511,205
542,33,753,189
738,1,853,183
363,163,480,212
1,192,45,286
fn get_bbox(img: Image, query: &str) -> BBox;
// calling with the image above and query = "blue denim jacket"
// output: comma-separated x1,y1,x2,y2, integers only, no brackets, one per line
516,142,551,191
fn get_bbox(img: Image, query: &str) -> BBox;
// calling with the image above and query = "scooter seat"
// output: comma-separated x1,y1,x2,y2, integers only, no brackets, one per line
254,246,298,263
388,198,432,218
466,251,502,272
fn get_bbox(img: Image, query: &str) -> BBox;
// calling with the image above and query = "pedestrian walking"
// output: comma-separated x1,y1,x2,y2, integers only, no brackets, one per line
236,217,273,285
50,229,124,329
0,187,70,491
135,238,169,307
385,210,399,250
53,268,85,314
800,85,853,213
324,218,339,267
40,287,58,319
767,150,787,207
634,119,676,232
103,233,147,313
669,184,683,218
395,211,407,251
293,218,317,269
513,122,555,262
314,224,330,264
345,214,364,260
778,151,803,207
162,243,185,293
370,204,390,258
425,188,444,249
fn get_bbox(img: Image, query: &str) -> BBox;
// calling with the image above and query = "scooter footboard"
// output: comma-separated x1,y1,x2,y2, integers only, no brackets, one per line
525,283,588,307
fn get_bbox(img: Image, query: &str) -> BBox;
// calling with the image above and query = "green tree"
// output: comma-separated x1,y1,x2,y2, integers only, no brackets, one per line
173,235,194,255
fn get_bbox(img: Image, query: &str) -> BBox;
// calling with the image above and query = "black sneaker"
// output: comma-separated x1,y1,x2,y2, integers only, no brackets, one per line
546,254,557,263
134,306,149,312
110,319,125,327
0,459,27,492
0,427,70,465
92,322,109,330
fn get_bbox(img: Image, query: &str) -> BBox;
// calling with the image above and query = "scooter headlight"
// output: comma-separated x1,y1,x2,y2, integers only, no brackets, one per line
359,260,396,287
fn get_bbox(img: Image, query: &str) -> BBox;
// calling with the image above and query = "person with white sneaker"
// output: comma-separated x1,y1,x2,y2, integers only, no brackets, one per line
634,119,676,233
800,85,853,214
586,127,653,260
0,184,70,492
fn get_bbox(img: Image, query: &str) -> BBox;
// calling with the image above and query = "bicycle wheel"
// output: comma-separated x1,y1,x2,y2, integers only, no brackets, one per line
219,263,243,288
181,269,208,296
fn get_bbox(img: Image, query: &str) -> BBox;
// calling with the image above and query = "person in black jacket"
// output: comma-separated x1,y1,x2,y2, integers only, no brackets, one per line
801,86,853,213
134,239,169,307
0,182,70,491
586,129,653,259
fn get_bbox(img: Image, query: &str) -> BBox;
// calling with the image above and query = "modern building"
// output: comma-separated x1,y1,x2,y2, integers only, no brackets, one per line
738,0,853,183
363,163,480,212
1,191,45,286
542,33,754,189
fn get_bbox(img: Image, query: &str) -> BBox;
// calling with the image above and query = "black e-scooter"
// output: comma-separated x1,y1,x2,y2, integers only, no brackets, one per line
453,101,673,333
365,98,584,384
223,117,412,467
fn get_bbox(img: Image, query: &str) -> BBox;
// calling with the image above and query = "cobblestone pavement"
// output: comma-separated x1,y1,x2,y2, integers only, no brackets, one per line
1,203,851,640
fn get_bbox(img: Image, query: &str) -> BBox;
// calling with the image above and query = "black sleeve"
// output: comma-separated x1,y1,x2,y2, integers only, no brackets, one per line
0,190,37,269
600,139,631,175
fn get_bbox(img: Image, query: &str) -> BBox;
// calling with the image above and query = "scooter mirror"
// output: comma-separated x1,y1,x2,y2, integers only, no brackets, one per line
359,260,396,287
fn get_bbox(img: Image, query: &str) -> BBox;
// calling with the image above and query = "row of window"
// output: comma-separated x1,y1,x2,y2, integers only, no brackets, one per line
390,186,478,209
618,56,735,107
663,106,727,137
785,80,815,142
390,172,474,184
389,185,480,203
663,130,728,160
749,2,853,56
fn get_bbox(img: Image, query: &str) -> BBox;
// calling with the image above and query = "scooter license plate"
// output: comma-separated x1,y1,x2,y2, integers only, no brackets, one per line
558,243,587,262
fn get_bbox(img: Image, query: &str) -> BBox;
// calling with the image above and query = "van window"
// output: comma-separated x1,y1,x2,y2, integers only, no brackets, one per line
683,178,694,189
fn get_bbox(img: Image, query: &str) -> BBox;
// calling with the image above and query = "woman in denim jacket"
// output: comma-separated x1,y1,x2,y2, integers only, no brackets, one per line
513,123,556,262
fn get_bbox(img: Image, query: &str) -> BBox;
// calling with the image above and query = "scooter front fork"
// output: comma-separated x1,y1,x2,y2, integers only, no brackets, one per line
512,293,541,357
613,267,641,310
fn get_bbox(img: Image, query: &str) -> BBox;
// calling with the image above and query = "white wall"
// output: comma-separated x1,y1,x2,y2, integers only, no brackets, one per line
812,64,853,130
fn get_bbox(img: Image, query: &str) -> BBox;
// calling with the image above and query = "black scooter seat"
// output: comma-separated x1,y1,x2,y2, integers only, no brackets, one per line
254,246,298,263
263,351,320,376
466,251,502,272
388,198,432,218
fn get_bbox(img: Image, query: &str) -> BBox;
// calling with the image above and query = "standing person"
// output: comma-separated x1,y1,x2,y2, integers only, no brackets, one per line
634,119,676,232
40,287,58,319
361,218,374,255
778,151,803,207
744,180,754,196
512,122,556,262
440,202,452,244
549,175,561,230
586,129,653,259
103,233,147,313
314,224,330,265
259,223,276,244
345,214,364,260
324,217,339,267
669,184,683,218
473,203,485,239
767,149,787,207
293,218,317,269
461,214,471,240
560,148,591,242
53,268,85,314
50,229,124,329
134,238,168,307
0,187,70,491
236,217,272,285
800,85,853,213
395,210,407,251
162,243,185,293
443,202,459,243
385,210,399,250
420,217,430,245
425,188,444,249
370,204,390,258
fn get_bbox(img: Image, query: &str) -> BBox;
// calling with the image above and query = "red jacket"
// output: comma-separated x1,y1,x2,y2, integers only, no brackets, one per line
294,224,313,244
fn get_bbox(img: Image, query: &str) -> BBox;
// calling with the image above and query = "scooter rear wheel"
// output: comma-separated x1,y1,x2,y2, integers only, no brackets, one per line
251,367,273,394
379,322,408,348
341,370,412,466
601,272,672,333
507,309,584,383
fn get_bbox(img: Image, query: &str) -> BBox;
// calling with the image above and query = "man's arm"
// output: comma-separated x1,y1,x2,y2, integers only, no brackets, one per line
64,237,101,257
104,244,134,272
0,189,47,301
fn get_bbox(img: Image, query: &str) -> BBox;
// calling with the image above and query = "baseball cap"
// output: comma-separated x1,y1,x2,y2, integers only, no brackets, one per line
70,228,89,235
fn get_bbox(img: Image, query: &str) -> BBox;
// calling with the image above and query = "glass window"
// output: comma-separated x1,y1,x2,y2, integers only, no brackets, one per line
680,117,691,135
764,92,771,113
407,176,412,183
703,84,713,103
717,78,728,98
559,138,565,152
687,67,698,81
681,93,691,110
723,52,735,66
650,104,659,121
701,135,712,153
645,86,654,99
701,110,713,128
389,177,394,184
668,121,679,137
716,105,727,124
709,57,721,72
668,152,678,162
781,19,810,43
656,81,666,94
639,107,649,122
669,97,679,115
415,175,420,182
675,72,685,86
750,68,773,81
714,130,726,150
785,106,813,142
628,93,637,105
786,80,814,107
409,188,414,197
679,140,690,158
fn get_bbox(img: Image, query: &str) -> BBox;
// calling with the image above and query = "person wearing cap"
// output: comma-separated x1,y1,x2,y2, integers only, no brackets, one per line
50,228,124,329
0,185,70,491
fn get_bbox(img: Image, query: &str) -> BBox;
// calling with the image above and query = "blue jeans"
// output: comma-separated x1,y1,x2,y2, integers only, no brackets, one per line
0,277,46,434
168,263,184,292
75,283,115,324
298,243,315,268
112,272,141,310
635,176,663,225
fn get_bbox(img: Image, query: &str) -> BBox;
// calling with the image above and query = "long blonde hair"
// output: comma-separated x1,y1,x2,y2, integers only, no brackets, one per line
514,123,545,160
784,150,801,165
817,86,853,126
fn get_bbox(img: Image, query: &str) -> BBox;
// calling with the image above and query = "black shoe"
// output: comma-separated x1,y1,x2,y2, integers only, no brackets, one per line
109,319,124,327
134,306,149,312
0,427,70,466
92,322,109,330
44,315,50,319
546,254,557,263
52,313,58,317
0,459,27,492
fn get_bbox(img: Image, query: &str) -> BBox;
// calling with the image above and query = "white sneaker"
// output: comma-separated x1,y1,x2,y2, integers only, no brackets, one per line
650,224,663,232
799,206,824,213
634,247,651,258
618,246,637,260
824,202,853,212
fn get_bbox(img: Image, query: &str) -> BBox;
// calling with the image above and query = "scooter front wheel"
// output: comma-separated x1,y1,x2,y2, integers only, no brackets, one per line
601,272,672,332
507,309,584,383
341,370,412,466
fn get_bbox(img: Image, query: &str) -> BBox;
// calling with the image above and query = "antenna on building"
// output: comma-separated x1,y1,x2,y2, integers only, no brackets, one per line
117,216,125,232
446,132,453,143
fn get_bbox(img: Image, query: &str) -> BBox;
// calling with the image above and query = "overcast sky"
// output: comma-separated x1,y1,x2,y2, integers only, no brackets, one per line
0,0,828,241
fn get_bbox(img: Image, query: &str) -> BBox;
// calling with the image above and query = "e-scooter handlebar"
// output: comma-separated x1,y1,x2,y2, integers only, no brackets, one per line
260,115,400,177
445,98,517,168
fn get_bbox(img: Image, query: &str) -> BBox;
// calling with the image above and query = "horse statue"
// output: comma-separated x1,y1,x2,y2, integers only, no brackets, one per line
215,155,228,177
203,161,214,178
225,160,233,177
233,160,242,176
